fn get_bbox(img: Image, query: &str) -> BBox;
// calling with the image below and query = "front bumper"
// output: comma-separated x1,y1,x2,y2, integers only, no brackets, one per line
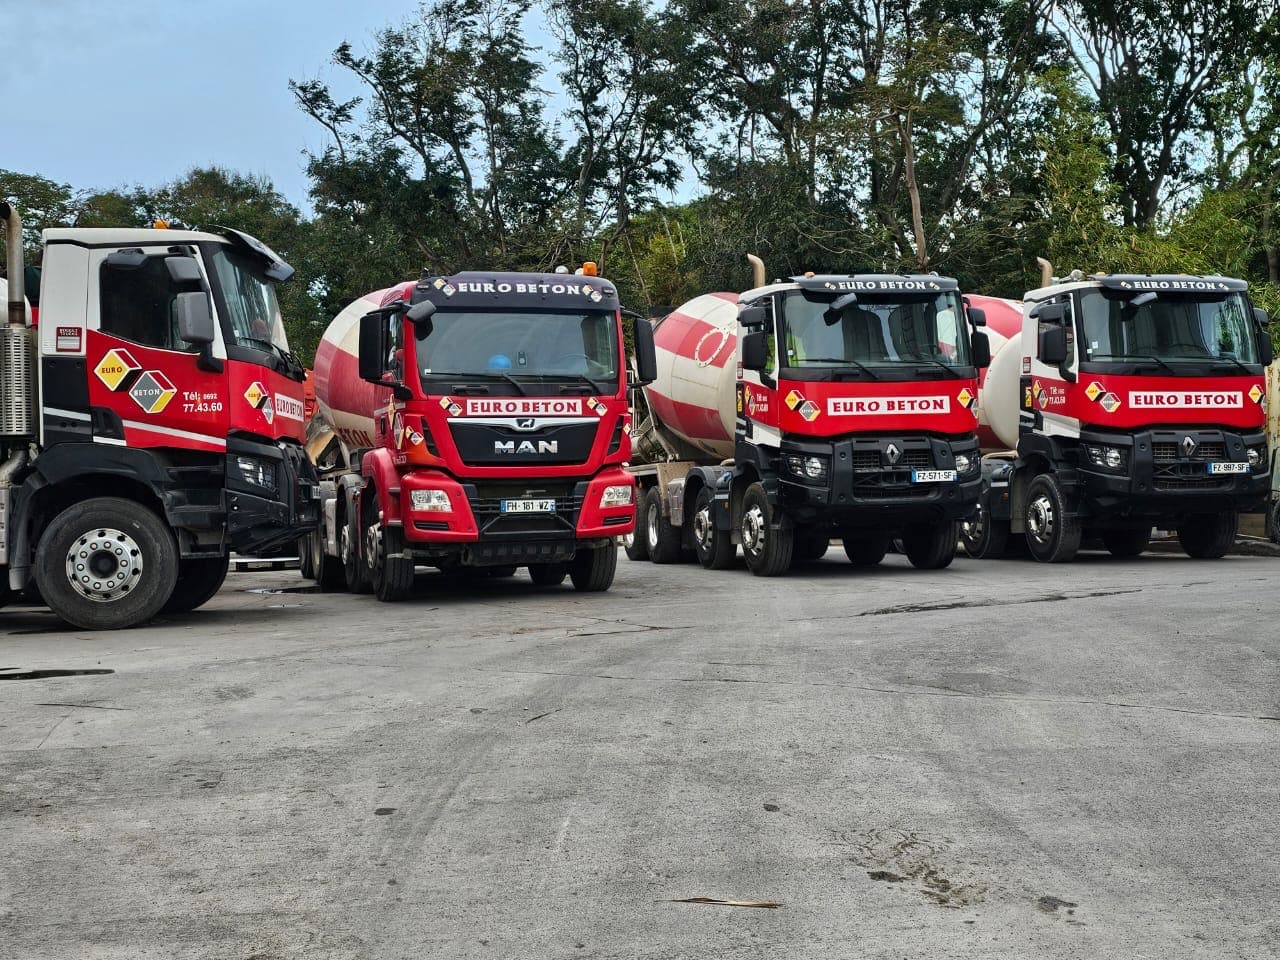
396,467,635,565
778,435,982,527
226,437,320,554
1076,428,1269,518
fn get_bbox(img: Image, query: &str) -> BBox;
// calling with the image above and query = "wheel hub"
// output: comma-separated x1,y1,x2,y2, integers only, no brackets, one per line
1027,496,1054,543
65,527,142,603
646,501,661,551
693,506,712,547
741,505,766,555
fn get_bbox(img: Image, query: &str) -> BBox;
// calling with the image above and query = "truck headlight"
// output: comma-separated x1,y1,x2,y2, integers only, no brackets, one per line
409,489,451,512
954,453,978,476
229,455,279,495
1083,444,1126,471
600,484,633,507
785,455,829,481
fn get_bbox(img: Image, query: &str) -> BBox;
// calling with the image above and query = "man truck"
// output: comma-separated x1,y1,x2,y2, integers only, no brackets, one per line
300,267,656,599
626,257,991,575
0,202,317,629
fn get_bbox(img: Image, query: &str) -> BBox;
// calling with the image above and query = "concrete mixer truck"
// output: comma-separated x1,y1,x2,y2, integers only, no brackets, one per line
0,202,317,629
300,267,657,599
626,259,991,575
961,265,1272,562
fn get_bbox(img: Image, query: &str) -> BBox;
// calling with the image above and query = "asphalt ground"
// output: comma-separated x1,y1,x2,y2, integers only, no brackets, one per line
2,548,1278,960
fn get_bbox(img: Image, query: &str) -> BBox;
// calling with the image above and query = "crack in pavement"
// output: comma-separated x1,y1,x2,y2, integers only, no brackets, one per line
484,668,1280,723
856,589,1142,617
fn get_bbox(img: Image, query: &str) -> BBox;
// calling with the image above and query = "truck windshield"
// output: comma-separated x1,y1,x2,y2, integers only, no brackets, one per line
782,292,971,369
209,246,291,354
1078,290,1259,365
416,310,618,387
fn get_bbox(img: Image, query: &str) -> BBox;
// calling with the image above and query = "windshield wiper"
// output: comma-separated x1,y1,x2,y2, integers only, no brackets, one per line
1093,353,1177,375
1212,355,1254,375
797,358,880,380
911,358,963,379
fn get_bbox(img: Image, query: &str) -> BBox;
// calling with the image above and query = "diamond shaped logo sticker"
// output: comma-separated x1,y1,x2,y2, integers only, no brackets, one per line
1099,392,1121,413
94,348,142,391
1033,381,1044,400
262,401,275,424
785,389,804,410
1249,384,1263,404
244,381,268,410
1024,385,1033,407
1085,381,1104,402
129,370,176,414
798,400,819,422
957,387,974,409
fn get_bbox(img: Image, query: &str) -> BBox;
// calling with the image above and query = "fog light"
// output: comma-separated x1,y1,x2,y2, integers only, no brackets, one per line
409,489,451,512
600,484,633,507
1247,447,1261,467
1104,447,1123,469
803,456,827,480
955,453,973,475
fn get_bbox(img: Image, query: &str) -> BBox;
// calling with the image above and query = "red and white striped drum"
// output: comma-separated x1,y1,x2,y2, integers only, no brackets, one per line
312,287,395,449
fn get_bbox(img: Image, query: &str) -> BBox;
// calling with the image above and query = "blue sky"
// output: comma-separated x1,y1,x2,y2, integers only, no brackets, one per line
0,0,434,209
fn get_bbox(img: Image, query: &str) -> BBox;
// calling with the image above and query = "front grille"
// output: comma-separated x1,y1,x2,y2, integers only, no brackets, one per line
1152,464,1226,490
465,481,584,539
850,449,931,470
1153,441,1225,463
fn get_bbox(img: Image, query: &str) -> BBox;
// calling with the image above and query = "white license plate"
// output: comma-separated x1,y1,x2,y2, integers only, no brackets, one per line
501,498,556,513
1207,462,1249,474
912,470,957,483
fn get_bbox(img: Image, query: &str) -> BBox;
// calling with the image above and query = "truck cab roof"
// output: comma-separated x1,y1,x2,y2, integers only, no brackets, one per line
740,273,960,302
43,227,227,247
1025,272,1249,302
410,271,620,312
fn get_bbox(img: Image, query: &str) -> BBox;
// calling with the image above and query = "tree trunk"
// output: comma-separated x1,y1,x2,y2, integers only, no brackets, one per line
897,112,928,271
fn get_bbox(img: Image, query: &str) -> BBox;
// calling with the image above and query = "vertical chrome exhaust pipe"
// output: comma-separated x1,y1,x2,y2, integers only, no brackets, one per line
0,202,36,439
1036,257,1054,288
746,254,766,289
1,202,24,327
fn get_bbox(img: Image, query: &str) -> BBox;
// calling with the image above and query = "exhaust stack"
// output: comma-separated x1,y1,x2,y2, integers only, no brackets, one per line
1036,257,1054,288
0,202,36,438
747,254,766,290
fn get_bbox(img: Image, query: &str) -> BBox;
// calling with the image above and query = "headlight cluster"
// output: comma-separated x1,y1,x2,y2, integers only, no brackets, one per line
409,489,451,512
954,453,979,476
1247,446,1266,469
785,454,829,481
229,455,279,495
1083,443,1127,471
600,484,634,507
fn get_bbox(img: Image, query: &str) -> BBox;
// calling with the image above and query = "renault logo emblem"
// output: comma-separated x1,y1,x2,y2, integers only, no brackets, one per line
1182,436,1197,457
885,442,902,465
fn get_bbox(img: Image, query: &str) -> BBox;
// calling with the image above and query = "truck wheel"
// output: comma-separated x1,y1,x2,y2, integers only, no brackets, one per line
485,565,518,578
341,508,371,594
570,543,617,591
162,555,230,614
35,497,179,631
311,527,345,591
692,486,735,569
1103,525,1150,558
298,534,316,579
843,534,888,566
1024,473,1081,563
642,487,683,564
529,563,567,586
739,482,793,576
902,521,959,570
369,525,415,601
960,505,1009,559
792,527,830,564
623,494,650,562
1177,511,1237,559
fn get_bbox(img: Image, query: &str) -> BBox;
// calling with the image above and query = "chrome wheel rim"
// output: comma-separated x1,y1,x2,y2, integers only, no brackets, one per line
646,501,661,551
693,504,713,549
65,527,142,603
1027,494,1054,546
741,504,767,556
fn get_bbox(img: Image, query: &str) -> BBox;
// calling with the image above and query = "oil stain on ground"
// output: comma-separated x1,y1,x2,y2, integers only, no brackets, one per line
838,826,988,909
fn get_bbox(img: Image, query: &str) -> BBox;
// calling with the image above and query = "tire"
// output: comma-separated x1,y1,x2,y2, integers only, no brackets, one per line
313,527,346,591
369,524,415,602
529,563,568,586
1102,525,1150,558
960,504,1009,559
1023,473,1081,563
902,521,959,570
35,497,179,630
843,534,889,567
793,526,830,564
624,497,650,561
162,555,230,614
739,482,793,576
691,485,735,569
341,503,371,594
570,543,617,591
484,565,518,578
298,534,316,580
642,487,683,564
1177,511,1237,559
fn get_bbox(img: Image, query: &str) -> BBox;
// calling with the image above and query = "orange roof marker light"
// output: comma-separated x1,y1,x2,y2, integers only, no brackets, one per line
153,220,169,229
581,261,598,277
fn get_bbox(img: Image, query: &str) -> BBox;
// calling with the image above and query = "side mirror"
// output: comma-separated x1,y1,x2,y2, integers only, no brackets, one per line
824,291,858,326
1039,325,1068,365
358,312,387,384
407,299,436,325
165,256,203,285
971,331,991,369
739,301,768,328
1029,301,1066,324
1255,306,1270,327
632,316,657,385
174,292,215,345
741,331,768,371
967,305,987,327
1260,336,1274,365
104,248,148,270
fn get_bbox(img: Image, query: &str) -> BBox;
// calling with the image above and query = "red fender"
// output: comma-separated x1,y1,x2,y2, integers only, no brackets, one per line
360,447,404,526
